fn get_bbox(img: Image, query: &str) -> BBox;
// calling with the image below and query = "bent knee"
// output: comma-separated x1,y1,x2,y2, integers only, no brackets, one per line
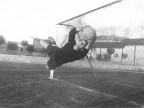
45,65,50,70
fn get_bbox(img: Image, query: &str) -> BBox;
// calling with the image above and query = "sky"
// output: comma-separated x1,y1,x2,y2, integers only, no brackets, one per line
0,0,144,44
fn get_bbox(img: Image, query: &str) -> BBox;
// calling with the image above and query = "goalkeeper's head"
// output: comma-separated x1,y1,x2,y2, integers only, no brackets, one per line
82,26,97,46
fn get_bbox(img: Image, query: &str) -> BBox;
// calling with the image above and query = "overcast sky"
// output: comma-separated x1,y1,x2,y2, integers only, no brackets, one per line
0,0,144,44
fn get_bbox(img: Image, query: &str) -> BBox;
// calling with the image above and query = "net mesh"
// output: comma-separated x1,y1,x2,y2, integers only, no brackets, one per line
55,0,144,71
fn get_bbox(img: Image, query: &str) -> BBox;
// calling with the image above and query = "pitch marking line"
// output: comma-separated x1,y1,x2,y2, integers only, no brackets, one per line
70,75,144,90
23,70,143,107
108,81,144,90
97,68,144,74
8,63,143,107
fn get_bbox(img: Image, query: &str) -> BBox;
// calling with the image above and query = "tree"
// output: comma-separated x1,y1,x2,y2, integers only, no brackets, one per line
21,40,28,47
107,48,115,61
26,45,35,53
5,42,18,51
96,54,102,61
103,53,111,61
122,53,128,59
0,35,6,45
6,42,19,54
107,48,115,55
113,53,119,61
139,25,144,38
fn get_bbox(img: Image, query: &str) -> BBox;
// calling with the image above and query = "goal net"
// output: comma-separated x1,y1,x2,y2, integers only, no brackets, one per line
55,0,144,70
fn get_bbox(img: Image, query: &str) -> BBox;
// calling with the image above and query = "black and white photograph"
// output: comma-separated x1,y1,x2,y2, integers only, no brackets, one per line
0,0,144,107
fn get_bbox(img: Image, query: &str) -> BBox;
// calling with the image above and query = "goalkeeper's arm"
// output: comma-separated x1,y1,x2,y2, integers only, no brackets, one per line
40,39,50,49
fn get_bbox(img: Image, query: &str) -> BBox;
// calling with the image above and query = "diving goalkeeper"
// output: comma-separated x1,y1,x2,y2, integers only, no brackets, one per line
39,26,97,78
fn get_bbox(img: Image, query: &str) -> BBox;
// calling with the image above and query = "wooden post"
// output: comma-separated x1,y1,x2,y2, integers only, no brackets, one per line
100,48,102,59
100,48,101,55
121,48,123,63
134,45,136,65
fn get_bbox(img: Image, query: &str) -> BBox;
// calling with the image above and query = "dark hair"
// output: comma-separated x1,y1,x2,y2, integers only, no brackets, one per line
80,39,88,46
84,40,88,46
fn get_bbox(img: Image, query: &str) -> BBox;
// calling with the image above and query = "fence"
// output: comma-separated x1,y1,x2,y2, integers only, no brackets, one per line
88,39,144,71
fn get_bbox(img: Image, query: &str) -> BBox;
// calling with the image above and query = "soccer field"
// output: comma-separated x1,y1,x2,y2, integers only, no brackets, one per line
0,61,143,108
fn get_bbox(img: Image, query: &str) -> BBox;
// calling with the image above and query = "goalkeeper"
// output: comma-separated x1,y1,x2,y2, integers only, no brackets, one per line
39,26,97,78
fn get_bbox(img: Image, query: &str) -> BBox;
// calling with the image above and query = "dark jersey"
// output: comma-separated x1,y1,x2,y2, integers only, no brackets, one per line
55,28,89,65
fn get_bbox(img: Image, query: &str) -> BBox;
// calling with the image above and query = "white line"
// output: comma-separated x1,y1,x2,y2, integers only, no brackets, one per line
97,68,144,74
51,78,143,107
108,81,144,90
52,78,116,98
72,75,144,90
8,63,143,107
22,69,143,107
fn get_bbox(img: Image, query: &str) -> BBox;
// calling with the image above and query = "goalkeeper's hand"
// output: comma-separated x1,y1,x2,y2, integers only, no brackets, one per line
45,37,56,45
76,26,88,32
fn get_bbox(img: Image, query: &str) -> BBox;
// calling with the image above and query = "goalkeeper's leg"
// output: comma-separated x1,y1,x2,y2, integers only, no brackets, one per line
49,70,54,79
45,64,54,79
44,57,53,79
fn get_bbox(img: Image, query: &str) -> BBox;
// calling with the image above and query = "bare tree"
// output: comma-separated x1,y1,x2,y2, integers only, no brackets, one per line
139,25,144,38
0,35,6,45
123,27,130,38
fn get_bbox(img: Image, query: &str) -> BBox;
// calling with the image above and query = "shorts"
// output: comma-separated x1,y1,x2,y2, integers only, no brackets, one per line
46,45,60,69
